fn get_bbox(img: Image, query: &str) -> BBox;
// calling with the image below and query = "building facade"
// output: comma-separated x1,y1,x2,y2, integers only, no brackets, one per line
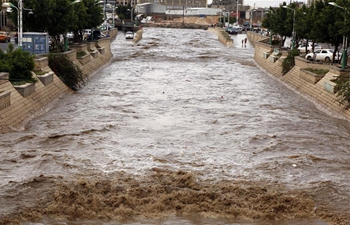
210,0,243,10
137,0,208,9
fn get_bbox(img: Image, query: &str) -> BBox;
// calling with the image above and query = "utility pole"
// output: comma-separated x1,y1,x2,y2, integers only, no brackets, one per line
236,0,238,24
182,5,184,26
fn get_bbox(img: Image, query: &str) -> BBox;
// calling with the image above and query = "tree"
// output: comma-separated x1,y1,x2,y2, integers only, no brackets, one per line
310,1,343,61
261,3,292,47
0,44,35,83
293,5,308,47
9,0,103,50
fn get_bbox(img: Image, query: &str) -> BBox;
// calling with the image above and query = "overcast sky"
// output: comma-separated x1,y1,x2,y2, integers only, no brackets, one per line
208,0,293,8
244,0,286,8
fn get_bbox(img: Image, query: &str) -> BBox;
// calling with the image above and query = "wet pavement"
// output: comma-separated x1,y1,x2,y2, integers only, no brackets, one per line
0,28,349,224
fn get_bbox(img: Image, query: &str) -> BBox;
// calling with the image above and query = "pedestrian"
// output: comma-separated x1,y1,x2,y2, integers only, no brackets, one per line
242,39,244,47
244,38,247,47
14,32,18,44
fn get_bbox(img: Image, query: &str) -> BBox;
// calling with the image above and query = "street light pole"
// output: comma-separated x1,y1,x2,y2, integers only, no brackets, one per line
236,0,238,24
329,2,348,69
223,8,225,27
2,1,22,48
113,6,117,28
64,0,82,51
283,6,296,50
250,10,252,30
19,0,22,48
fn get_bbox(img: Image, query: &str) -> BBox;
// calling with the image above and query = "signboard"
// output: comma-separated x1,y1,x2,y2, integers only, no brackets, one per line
22,32,49,55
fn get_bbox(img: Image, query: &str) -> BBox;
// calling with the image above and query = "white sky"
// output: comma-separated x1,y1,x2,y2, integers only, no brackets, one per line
207,0,293,8
244,0,286,8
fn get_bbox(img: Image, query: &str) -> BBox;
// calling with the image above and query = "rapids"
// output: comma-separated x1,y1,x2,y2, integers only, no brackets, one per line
0,28,349,225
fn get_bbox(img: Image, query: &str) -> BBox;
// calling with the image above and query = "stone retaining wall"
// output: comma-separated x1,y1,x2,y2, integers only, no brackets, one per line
218,30,233,47
246,31,270,47
248,31,350,120
0,29,118,133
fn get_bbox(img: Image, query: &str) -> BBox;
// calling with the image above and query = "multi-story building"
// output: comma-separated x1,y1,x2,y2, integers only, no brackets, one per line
0,11,7,31
137,0,208,9
210,0,242,10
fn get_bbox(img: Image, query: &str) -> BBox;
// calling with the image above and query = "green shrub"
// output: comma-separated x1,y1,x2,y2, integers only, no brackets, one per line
282,49,299,75
333,76,350,108
271,40,281,46
76,50,87,58
48,53,87,91
34,70,48,75
304,68,329,75
0,44,36,83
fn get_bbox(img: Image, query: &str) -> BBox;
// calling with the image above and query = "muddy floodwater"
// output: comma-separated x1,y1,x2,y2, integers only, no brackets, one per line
1,28,350,225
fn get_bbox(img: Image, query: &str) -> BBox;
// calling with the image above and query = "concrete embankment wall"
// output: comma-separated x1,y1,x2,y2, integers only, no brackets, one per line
248,31,350,120
246,31,271,47
0,29,118,133
207,27,233,47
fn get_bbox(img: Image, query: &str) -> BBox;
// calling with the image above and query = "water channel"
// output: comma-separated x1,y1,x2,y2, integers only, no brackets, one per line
1,28,349,224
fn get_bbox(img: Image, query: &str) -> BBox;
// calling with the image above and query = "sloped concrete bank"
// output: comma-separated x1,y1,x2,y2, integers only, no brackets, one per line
0,29,118,133
207,27,233,47
247,31,350,120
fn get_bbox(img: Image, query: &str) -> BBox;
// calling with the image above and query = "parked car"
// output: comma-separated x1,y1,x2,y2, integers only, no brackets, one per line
305,49,341,62
86,30,105,41
66,32,74,43
298,42,322,53
226,27,238,35
125,31,134,39
0,31,11,42
232,26,242,33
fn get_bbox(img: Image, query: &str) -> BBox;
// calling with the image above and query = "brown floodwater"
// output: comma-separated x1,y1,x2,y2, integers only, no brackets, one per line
1,28,349,225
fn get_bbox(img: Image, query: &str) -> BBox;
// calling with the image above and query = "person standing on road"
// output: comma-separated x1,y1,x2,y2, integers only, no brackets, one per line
14,32,18,44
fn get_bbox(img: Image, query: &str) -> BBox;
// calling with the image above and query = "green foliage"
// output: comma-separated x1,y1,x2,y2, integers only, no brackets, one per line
304,68,329,75
48,53,87,91
282,49,299,75
76,50,87,58
271,39,281,46
34,70,48,75
17,0,103,49
333,76,350,108
262,2,346,52
0,44,36,83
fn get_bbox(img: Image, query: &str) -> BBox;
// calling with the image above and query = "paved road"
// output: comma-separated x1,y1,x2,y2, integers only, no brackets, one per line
0,37,18,52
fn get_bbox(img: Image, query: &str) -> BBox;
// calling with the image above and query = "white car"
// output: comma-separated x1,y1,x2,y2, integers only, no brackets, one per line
298,43,322,53
125,31,134,39
305,49,341,62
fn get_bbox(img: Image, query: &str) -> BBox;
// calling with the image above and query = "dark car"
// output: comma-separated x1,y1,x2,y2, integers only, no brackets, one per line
226,27,238,35
87,30,104,41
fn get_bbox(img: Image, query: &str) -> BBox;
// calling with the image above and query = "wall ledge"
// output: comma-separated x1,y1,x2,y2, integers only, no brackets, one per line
13,82,36,97
37,71,54,85
300,69,325,84
77,53,91,65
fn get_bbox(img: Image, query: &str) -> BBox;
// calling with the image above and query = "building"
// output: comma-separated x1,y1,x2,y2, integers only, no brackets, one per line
137,0,208,9
1,1,9,31
136,3,166,15
210,0,243,10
